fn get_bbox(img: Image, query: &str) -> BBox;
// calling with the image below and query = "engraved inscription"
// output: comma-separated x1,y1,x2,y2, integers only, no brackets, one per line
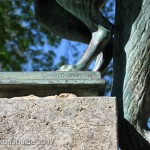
47,72,98,79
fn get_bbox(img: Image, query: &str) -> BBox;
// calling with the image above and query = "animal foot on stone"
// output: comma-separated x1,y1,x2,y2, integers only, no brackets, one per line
57,65,83,71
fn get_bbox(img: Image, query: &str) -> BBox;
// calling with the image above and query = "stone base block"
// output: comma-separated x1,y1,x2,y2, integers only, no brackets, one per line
0,96,118,150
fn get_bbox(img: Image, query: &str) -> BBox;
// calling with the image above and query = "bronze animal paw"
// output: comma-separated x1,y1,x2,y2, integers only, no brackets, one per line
57,64,84,71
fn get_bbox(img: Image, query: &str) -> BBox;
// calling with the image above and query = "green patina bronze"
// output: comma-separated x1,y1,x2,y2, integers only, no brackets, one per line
34,0,113,71
0,71,105,97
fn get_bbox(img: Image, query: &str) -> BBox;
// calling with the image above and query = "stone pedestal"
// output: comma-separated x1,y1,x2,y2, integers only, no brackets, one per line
0,71,118,149
0,96,118,150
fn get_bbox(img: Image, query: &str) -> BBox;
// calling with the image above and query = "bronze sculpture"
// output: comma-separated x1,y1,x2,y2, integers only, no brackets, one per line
34,0,114,71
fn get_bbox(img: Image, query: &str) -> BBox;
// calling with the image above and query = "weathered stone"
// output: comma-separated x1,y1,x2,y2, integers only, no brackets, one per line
0,71,105,98
0,96,118,150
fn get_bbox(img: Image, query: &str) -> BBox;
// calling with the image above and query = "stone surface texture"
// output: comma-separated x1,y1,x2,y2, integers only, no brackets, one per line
0,95,117,150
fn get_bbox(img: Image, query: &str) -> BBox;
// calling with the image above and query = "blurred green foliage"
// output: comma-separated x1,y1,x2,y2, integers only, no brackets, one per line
0,0,61,71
